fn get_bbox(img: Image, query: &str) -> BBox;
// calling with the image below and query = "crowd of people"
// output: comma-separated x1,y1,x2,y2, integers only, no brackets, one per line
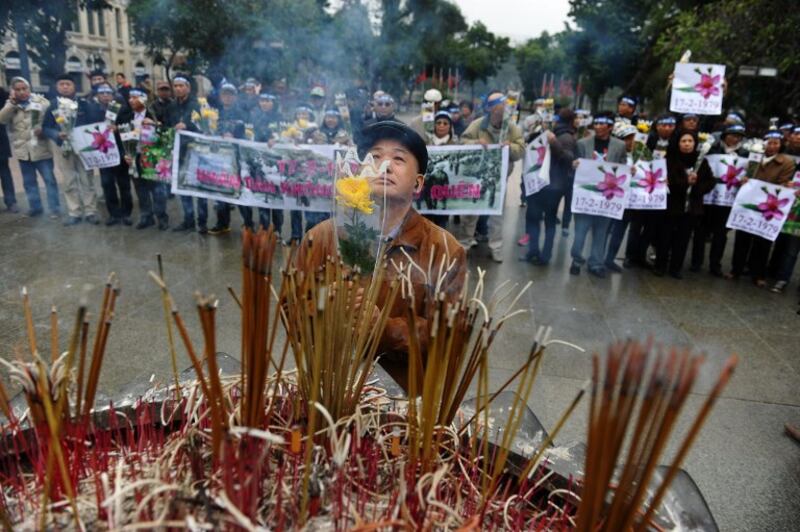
0,69,798,297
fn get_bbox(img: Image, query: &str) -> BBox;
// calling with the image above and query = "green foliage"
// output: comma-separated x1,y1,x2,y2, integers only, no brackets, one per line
516,32,567,100
450,22,512,92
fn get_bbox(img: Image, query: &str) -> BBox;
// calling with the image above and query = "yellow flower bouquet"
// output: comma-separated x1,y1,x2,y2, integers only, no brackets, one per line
333,149,388,273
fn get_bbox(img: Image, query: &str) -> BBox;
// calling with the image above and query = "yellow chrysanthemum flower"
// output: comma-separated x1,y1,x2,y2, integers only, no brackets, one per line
637,121,651,134
191,110,201,122
55,115,66,125
197,98,207,106
336,176,374,214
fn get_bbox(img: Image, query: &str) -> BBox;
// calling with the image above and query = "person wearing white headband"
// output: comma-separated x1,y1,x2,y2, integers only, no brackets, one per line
42,73,99,226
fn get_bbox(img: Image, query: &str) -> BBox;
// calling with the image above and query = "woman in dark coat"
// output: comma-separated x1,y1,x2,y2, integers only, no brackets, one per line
654,130,715,278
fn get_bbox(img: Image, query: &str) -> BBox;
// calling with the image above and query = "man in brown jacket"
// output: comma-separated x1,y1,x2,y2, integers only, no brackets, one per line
727,130,796,286
296,121,466,390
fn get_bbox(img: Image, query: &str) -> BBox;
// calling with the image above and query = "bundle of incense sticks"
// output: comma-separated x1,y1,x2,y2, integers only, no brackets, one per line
575,341,738,531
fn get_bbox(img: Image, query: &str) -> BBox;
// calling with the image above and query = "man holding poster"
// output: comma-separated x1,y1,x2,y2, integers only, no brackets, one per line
727,130,796,286
569,112,627,277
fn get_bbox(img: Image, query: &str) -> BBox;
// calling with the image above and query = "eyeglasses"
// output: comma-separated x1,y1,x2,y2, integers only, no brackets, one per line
376,102,393,107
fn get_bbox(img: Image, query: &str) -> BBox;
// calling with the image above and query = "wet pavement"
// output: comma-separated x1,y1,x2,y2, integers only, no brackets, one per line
0,160,798,531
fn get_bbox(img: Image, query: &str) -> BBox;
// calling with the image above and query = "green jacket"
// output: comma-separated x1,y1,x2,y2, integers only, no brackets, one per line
460,115,525,163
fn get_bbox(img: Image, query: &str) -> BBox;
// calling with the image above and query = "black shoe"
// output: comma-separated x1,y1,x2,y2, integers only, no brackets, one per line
688,264,701,273
519,252,538,263
669,271,684,280
7,204,19,214
605,261,623,273
710,268,723,278
63,216,81,226
588,267,606,279
105,217,121,226
532,257,549,266
85,214,100,225
27,209,43,217
198,225,208,235
122,217,133,226
208,224,231,235
136,217,155,229
172,220,195,232
157,219,169,231
569,263,581,276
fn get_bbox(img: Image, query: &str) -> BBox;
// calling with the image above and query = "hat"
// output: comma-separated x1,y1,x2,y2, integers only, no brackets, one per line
764,130,783,140
423,89,442,103
310,86,326,98
615,124,637,139
722,124,746,138
56,73,74,83
220,82,237,94
358,121,428,174
89,69,106,79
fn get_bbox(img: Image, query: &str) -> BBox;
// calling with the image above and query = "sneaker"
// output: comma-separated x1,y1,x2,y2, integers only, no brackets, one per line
569,263,580,275
517,234,530,246
605,261,623,273
172,220,195,232
105,217,121,226
531,256,549,266
63,216,81,226
122,217,133,226
27,209,43,217
770,280,787,293
85,214,100,225
490,250,503,263
7,204,19,214
136,217,155,229
208,224,231,236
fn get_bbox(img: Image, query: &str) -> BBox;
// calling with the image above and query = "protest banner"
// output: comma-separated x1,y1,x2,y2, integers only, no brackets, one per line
522,133,550,197
703,154,748,207
726,179,795,241
71,122,120,170
628,159,667,210
670,63,726,116
172,131,509,215
572,158,631,220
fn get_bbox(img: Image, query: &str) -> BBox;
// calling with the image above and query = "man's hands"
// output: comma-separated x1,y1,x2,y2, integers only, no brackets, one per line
175,122,186,131
687,172,698,185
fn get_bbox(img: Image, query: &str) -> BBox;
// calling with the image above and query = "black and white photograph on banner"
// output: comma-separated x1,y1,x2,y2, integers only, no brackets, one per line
0,1,798,531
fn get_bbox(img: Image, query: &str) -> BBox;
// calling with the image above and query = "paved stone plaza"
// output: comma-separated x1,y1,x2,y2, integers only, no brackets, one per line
0,167,798,530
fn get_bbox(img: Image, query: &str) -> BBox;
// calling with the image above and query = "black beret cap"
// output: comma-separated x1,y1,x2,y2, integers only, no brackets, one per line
358,120,428,174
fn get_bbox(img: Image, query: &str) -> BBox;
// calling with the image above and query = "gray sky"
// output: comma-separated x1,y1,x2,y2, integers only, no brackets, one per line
454,0,572,43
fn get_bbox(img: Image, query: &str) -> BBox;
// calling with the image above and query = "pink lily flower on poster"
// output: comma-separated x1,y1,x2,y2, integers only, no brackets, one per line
694,72,721,100
596,171,627,200
535,145,546,166
637,167,665,194
720,164,743,190
156,159,172,180
757,192,790,221
90,128,115,153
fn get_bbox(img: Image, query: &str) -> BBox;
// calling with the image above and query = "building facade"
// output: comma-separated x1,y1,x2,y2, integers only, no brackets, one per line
1,1,165,92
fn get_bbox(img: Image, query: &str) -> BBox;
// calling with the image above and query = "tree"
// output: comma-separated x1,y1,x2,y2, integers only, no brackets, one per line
0,1,110,85
450,22,511,97
515,32,567,101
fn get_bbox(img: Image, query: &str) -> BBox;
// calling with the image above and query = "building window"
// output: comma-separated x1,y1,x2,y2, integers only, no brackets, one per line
115,9,122,40
86,8,95,35
96,10,105,37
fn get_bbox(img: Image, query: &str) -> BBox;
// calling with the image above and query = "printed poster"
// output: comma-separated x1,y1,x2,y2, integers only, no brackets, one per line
670,63,726,116
71,122,120,170
572,158,631,220
628,159,667,210
703,154,748,207
726,179,795,241
522,133,550,197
